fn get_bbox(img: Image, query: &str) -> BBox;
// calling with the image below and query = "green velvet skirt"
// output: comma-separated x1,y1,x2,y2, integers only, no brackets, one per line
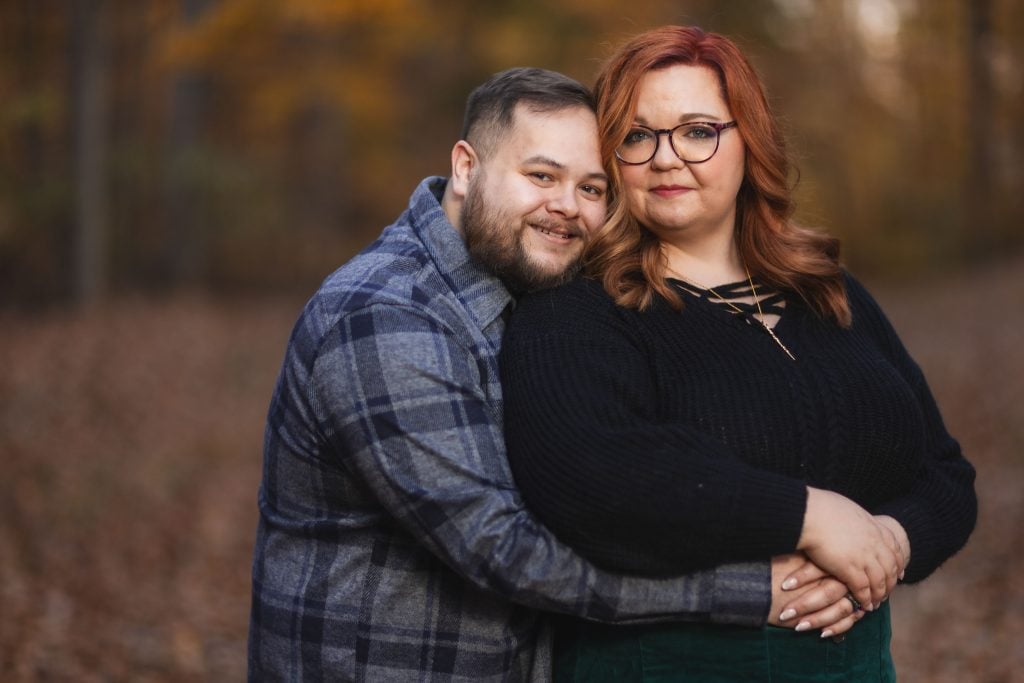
553,602,896,682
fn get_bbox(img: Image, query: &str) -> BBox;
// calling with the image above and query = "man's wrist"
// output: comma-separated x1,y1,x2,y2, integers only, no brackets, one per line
709,561,772,627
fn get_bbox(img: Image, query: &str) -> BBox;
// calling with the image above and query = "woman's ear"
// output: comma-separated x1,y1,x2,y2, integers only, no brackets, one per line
449,140,479,199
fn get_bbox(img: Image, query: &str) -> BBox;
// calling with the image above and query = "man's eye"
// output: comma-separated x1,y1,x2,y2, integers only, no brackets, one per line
580,184,605,197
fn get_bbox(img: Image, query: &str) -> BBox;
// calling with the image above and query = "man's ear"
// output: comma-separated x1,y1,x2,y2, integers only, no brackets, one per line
449,140,479,199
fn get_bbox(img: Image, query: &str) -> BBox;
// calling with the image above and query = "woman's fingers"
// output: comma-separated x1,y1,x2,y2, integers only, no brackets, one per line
776,577,847,622
780,556,828,591
819,608,865,639
878,524,902,591
846,571,875,612
776,578,863,635
875,514,911,580
868,523,903,604
864,555,890,608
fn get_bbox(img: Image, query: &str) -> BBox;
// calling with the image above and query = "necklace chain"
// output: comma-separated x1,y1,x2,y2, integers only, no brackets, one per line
666,264,797,361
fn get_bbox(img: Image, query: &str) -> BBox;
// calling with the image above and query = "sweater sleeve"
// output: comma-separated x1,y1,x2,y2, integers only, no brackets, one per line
844,275,977,583
500,279,808,576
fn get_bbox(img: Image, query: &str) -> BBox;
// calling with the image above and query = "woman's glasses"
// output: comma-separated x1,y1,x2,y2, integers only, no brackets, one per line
615,121,737,165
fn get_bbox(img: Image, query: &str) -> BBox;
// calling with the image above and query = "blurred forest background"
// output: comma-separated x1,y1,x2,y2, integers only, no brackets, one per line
1,0,1022,680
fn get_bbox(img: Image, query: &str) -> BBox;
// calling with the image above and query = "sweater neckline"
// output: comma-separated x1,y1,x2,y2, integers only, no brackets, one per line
666,277,793,337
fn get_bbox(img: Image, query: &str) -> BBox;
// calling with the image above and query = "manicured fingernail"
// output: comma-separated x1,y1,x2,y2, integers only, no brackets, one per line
899,571,905,580
867,603,874,611
779,609,796,621
820,629,833,638
782,578,797,590
795,621,811,632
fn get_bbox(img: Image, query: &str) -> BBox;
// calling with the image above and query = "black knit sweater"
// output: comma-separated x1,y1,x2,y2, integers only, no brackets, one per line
500,273,976,583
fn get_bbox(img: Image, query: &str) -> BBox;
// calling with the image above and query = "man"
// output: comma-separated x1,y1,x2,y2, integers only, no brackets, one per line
248,68,774,682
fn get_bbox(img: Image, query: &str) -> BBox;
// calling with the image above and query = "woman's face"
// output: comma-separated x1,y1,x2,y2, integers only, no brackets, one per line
618,64,746,243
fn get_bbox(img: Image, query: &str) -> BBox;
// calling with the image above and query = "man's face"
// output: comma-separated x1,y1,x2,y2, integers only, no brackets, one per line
461,104,608,293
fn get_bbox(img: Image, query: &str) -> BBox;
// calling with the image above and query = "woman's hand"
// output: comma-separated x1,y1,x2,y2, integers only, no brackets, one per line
874,514,911,580
797,488,905,610
768,554,864,637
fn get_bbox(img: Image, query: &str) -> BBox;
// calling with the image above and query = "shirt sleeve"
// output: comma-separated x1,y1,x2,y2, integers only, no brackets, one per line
500,282,809,576
307,299,771,626
845,276,977,583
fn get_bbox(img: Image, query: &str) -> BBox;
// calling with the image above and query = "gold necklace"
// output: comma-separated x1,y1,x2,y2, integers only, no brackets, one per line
666,265,796,361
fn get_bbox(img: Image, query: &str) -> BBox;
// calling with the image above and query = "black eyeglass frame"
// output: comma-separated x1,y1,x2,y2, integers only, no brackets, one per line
615,121,738,165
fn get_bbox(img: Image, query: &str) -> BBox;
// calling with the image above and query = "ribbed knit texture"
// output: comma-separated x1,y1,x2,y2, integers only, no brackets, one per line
500,273,976,582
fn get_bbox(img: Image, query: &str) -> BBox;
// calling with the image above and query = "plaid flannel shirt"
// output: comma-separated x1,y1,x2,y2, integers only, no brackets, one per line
248,177,771,682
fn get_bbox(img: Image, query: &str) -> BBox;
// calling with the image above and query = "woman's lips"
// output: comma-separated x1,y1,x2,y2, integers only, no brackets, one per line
651,185,692,198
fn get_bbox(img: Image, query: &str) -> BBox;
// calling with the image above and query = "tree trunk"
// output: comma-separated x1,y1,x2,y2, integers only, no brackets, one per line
70,0,110,306
966,0,995,257
161,0,215,287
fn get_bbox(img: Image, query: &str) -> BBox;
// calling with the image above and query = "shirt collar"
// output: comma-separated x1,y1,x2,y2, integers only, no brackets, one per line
408,177,514,330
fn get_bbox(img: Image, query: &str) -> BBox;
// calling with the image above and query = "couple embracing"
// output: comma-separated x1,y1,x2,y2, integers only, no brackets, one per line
249,25,976,683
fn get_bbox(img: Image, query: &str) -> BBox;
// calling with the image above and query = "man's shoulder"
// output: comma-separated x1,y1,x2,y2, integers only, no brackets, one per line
323,227,432,305
288,176,506,360
301,228,446,338
310,177,464,317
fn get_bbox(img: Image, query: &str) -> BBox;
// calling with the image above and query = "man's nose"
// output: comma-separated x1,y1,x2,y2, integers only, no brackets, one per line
546,184,580,218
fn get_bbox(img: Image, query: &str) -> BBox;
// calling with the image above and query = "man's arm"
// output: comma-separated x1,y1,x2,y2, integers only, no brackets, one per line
307,301,769,625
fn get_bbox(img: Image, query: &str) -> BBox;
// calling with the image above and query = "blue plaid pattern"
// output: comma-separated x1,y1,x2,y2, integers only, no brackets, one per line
248,177,771,681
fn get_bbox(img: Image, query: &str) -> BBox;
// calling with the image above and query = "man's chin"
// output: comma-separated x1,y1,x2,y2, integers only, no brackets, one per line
503,257,582,294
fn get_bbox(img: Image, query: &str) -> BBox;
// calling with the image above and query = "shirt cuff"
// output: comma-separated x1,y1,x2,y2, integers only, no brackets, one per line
708,561,772,627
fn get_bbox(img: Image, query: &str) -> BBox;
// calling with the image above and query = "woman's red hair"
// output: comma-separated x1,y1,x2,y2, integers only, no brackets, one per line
588,25,850,326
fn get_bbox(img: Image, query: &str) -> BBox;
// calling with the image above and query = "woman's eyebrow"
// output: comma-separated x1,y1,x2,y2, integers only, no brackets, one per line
634,112,725,126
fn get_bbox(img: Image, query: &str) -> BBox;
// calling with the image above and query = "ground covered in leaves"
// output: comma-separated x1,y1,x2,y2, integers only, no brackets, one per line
2,258,1022,681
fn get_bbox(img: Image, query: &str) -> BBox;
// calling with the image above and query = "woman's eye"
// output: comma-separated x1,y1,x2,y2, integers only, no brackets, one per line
683,124,715,139
623,129,652,146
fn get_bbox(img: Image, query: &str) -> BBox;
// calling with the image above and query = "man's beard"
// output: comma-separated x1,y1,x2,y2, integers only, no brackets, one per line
460,176,584,294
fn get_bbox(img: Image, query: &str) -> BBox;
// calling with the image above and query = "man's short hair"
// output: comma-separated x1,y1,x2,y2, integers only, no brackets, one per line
461,67,595,158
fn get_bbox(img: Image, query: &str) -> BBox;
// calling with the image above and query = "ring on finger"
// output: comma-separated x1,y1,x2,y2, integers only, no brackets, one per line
844,592,863,612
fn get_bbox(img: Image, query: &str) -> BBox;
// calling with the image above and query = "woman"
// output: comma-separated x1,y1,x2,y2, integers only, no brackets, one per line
500,26,977,681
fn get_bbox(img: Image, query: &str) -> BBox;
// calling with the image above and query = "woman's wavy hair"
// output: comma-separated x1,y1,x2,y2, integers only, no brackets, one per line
588,25,850,326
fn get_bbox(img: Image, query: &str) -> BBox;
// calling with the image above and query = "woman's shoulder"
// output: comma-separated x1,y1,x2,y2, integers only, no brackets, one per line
837,269,911,357
516,275,616,313
839,269,889,322
506,276,631,338
841,269,871,300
